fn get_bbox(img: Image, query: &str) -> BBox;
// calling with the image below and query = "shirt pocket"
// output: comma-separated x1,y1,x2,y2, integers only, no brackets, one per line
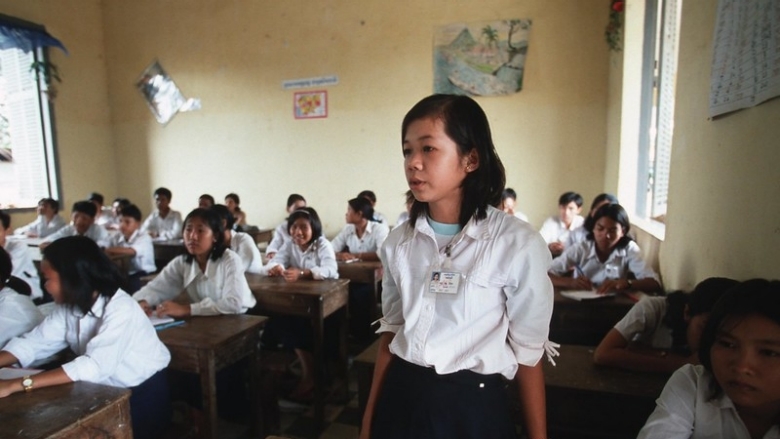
464,271,508,321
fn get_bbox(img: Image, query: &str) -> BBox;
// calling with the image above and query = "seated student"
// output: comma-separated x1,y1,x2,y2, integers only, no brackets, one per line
548,203,662,294
14,197,66,238
40,201,111,249
500,187,529,222
266,193,307,259
105,204,156,294
593,277,739,373
88,192,112,227
395,190,414,227
638,279,780,439
211,204,262,273
197,194,215,209
358,190,387,225
331,197,390,262
0,236,171,439
0,248,44,348
135,208,256,318
539,191,585,257
224,193,246,228
262,207,338,400
105,197,131,231
567,193,619,248
140,187,183,241
0,211,43,300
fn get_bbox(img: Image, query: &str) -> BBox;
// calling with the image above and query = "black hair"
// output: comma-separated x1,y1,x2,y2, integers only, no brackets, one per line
0,248,30,296
286,193,306,209
182,208,227,263
199,194,215,206
112,197,131,209
402,94,506,228
348,197,376,222
287,207,323,246
586,203,632,249
583,193,619,232
42,236,123,315
357,190,377,204
119,204,142,222
88,192,104,205
502,188,518,201
558,191,584,207
39,198,60,214
699,279,780,400
211,204,235,231
225,193,242,212
154,187,173,200
0,210,9,229
72,200,98,218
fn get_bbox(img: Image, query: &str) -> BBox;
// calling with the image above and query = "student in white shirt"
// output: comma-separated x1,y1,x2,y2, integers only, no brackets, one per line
499,187,529,222
140,187,183,240
88,192,112,227
0,211,43,300
105,204,156,294
265,193,306,259
549,203,662,294
594,277,739,373
14,197,66,238
360,95,555,439
211,204,263,273
0,236,171,439
566,193,618,248
40,200,111,249
135,208,256,318
104,197,131,231
224,193,247,228
638,279,780,439
197,193,215,209
0,248,43,348
538,191,584,257
358,190,387,225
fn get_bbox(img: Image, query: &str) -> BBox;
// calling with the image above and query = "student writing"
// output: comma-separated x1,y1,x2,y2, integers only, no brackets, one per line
566,192,618,248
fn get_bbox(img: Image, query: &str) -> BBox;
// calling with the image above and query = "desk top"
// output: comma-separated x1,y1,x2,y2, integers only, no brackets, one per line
553,289,639,309
246,273,349,296
337,260,383,283
0,381,131,438
245,273,349,318
157,314,267,350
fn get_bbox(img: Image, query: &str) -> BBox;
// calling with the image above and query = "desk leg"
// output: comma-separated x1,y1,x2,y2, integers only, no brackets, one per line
249,342,264,438
199,351,218,439
313,311,325,434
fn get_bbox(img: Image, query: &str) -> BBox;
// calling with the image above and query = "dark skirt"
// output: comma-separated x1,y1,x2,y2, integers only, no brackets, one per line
129,368,171,439
371,357,517,439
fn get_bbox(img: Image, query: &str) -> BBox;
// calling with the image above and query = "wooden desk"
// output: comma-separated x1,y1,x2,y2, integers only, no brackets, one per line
153,239,186,269
31,249,132,278
243,227,273,245
337,260,383,321
0,381,132,438
550,290,638,346
157,314,267,439
245,274,350,434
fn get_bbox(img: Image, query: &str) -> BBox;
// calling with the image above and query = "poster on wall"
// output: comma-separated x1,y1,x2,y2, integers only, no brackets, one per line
434,19,532,96
294,90,328,119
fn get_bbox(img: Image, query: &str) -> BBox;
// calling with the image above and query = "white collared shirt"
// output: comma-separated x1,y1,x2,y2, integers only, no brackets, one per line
549,240,660,286
108,229,157,275
42,223,111,248
378,207,554,379
3,238,43,300
230,230,263,274
266,221,289,256
3,290,170,388
539,215,585,244
638,364,780,439
613,296,673,348
0,286,44,348
373,211,388,225
566,225,588,248
140,209,183,240
14,214,67,238
330,221,390,256
265,236,338,280
134,249,256,315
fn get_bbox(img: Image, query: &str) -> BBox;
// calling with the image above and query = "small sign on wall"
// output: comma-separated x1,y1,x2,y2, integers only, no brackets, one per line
294,90,327,119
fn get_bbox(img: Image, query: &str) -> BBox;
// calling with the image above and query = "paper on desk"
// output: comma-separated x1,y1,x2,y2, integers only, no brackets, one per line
0,367,43,380
149,311,175,326
343,258,360,264
560,290,616,301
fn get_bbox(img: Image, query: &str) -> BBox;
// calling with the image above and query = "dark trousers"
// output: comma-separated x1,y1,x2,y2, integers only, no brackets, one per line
371,357,517,439
129,369,172,439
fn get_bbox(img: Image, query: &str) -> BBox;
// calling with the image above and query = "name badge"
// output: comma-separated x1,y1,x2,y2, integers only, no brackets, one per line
429,270,461,295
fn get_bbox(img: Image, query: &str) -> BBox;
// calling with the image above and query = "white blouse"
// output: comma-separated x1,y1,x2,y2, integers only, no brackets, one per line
3,238,43,300
42,223,111,248
330,221,390,256
140,209,183,240
265,221,289,256
230,230,263,274
14,214,66,238
549,240,660,287
0,287,44,348
107,229,157,274
265,236,338,280
613,296,673,348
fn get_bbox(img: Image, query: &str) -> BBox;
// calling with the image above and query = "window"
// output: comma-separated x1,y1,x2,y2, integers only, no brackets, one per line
0,15,64,210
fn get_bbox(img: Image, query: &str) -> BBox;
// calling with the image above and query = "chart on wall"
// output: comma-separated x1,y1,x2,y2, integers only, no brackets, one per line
434,19,532,96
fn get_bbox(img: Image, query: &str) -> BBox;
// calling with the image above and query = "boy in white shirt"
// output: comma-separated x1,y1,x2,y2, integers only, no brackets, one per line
140,187,183,240
106,204,156,293
88,192,112,227
40,201,111,249
14,198,66,238
539,191,584,257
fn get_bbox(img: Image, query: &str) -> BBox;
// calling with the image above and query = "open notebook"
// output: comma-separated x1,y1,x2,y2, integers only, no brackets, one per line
560,290,616,301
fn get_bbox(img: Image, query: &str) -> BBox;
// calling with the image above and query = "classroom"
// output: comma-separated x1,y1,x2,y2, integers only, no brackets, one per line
1,0,779,438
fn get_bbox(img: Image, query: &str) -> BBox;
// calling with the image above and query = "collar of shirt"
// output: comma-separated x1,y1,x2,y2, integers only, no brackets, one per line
121,229,140,244
406,210,494,245
583,240,628,264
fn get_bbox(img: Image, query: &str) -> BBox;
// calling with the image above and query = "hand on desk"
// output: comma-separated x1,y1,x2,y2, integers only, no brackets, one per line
597,278,630,294
267,265,285,277
336,252,358,262
156,300,190,318
568,276,593,291
138,300,154,316
282,267,305,282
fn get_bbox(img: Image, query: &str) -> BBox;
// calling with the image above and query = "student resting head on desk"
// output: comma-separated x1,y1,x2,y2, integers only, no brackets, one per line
548,202,662,294
265,193,307,260
0,247,43,349
135,208,256,318
40,200,111,249
211,204,263,274
14,197,66,238
331,196,390,263
638,279,780,439
360,94,555,439
593,277,739,373
0,236,171,439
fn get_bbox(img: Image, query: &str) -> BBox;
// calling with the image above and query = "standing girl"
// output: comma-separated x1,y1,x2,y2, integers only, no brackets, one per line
0,236,171,439
638,279,780,438
360,95,554,439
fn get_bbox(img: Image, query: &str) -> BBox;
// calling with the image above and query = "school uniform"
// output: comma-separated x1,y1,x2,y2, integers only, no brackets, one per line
373,206,554,439
0,286,44,348
566,224,588,248
613,296,672,348
3,238,44,300
513,211,529,222
396,212,410,227
140,209,183,240
330,220,390,255
373,211,388,225
108,230,157,293
265,236,339,280
549,239,660,287
14,214,66,238
134,249,256,315
94,209,113,227
539,214,584,244
230,230,263,274
638,364,780,439
42,223,111,248
265,221,289,256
